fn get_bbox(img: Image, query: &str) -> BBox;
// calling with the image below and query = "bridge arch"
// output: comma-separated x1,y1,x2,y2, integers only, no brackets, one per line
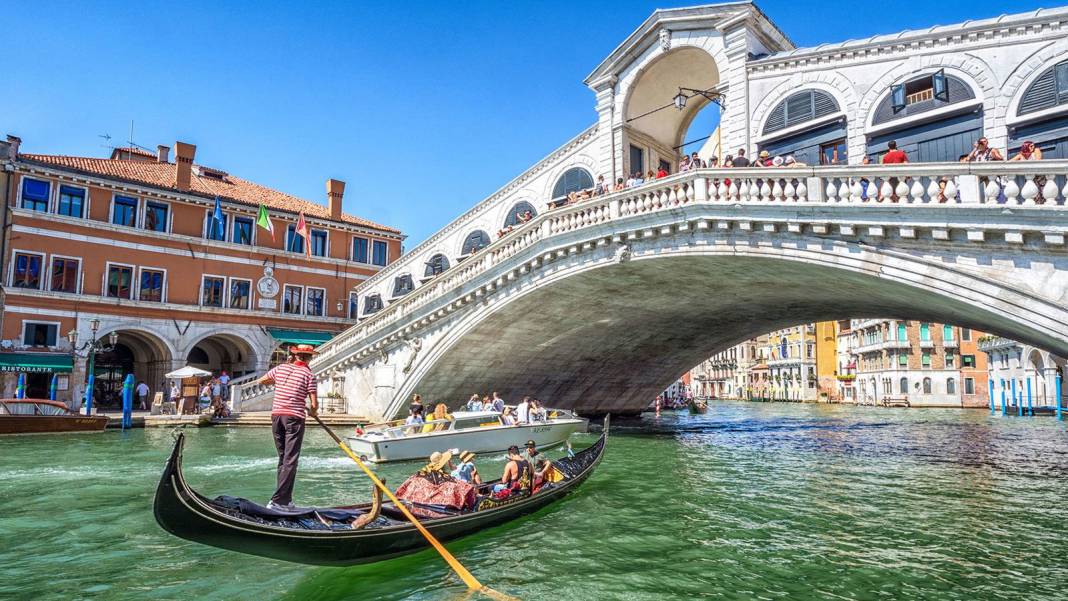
391,231,1068,417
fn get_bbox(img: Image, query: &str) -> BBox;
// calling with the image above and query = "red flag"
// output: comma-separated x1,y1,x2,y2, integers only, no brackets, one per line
295,212,311,257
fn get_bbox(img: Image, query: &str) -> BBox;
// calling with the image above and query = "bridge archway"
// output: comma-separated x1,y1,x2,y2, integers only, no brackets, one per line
185,332,257,378
93,327,174,408
622,46,721,175
396,239,1068,416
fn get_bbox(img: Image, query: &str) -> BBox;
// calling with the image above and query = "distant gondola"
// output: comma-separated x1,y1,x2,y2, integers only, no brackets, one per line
153,418,608,566
688,400,708,414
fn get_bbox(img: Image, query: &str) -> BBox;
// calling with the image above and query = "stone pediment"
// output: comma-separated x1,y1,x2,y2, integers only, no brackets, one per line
584,1,793,88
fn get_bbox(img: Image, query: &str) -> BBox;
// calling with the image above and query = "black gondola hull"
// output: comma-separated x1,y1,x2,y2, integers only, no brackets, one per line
153,422,606,566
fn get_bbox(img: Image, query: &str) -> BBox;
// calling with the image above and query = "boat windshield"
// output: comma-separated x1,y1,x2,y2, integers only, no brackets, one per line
0,401,70,416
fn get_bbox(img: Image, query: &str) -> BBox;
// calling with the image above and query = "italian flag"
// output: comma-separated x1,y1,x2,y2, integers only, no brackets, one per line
256,204,275,240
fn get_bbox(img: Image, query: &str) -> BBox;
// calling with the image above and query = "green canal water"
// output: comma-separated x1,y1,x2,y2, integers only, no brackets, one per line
1,402,1067,600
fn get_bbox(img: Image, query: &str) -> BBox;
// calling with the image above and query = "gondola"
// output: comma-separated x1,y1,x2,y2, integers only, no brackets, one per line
153,417,608,566
688,400,708,415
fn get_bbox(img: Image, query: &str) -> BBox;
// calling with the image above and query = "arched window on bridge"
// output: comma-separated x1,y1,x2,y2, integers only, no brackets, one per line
868,71,981,163
922,377,932,394
503,201,538,228
946,378,956,395
392,274,414,298
899,377,908,395
550,168,594,206
363,294,383,315
760,89,844,166
1010,59,1068,159
424,254,450,278
461,230,490,255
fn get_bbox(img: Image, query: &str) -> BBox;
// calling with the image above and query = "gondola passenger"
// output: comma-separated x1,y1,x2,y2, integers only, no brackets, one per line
451,450,481,484
492,445,530,497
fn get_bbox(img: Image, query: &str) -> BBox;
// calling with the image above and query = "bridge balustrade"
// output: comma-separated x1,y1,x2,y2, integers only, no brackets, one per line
313,161,1068,371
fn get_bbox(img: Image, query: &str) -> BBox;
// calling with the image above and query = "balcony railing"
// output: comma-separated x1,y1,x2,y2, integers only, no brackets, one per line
978,336,1017,352
313,161,1068,368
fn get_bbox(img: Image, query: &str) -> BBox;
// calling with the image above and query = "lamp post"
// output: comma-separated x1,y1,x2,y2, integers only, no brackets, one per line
68,318,118,414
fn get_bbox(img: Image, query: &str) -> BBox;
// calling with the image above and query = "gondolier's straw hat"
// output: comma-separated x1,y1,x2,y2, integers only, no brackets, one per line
290,344,318,356
459,450,476,464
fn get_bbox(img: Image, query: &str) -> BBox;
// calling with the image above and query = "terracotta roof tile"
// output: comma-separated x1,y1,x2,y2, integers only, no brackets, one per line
19,153,401,235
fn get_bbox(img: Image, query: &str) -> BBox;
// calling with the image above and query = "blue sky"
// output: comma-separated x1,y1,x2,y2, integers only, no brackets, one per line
4,0,1045,246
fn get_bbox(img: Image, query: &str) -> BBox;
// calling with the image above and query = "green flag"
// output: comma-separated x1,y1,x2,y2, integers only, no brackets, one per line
256,204,275,240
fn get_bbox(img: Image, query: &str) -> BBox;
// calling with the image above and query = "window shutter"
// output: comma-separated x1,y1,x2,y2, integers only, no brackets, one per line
1019,67,1058,115
1056,62,1068,103
891,84,906,113
784,92,814,127
812,91,838,118
763,103,787,134
932,69,948,101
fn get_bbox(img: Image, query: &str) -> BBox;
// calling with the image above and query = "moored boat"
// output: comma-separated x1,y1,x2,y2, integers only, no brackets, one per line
346,409,587,463
152,417,608,566
0,399,108,434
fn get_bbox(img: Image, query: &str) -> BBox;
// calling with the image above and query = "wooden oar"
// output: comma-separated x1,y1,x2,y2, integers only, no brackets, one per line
312,414,517,601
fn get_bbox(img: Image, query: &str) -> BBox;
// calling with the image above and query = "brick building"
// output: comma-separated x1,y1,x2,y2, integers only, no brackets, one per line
0,135,403,408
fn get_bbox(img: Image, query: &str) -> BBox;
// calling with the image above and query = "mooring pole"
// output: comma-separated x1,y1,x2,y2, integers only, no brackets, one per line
1026,378,1033,416
1000,379,1007,416
988,379,995,414
1057,373,1063,422
1013,379,1021,416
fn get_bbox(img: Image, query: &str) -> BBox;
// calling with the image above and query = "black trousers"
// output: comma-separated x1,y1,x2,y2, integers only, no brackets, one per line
271,415,306,505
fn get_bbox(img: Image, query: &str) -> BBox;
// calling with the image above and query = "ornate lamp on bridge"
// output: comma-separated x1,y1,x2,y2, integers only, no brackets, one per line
68,318,119,415
671,87,726,158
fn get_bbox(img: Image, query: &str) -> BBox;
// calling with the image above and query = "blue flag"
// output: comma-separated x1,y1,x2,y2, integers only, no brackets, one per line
211,197,225,240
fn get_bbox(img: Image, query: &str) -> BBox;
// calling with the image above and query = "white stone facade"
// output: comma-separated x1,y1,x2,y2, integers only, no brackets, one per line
980,336,1066,412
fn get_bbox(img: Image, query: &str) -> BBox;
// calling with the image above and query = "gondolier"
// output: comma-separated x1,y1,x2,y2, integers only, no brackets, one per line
256,344,319,510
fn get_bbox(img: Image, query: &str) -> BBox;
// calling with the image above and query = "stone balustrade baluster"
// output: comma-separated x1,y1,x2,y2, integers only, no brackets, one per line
895,179,910,203
760,180,772,202
926,179,941,204
825,180,838,203
796,178,808,202
984,178,1003,204
783,180,795,202
943,178,958,203
727,179,738,201
1002,177,1021,205
865,180,879,202
717,179,728,201
909,180,925,204
1020,175,1039,206
879,180,893,203
1041,176,1058,205
849,179,863,203
772,179,784,202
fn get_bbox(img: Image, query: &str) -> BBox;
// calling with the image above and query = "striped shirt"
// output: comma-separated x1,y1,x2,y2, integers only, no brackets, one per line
267,362,316,419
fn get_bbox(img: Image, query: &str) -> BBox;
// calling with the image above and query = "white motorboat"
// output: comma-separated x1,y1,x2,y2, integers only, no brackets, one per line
345,409,587,463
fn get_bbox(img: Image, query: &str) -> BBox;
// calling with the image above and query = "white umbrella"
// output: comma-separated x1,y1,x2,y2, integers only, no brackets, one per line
165,366,213,379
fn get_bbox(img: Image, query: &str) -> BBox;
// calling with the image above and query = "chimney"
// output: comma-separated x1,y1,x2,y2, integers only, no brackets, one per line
173,141,196,191
326,178,345,220
156,145,170,163
6,135,21,159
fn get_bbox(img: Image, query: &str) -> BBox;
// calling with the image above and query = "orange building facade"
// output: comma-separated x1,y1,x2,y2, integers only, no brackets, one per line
0,135,403,408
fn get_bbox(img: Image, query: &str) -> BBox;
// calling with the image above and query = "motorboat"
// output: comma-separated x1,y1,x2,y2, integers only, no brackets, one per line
345,409,587,463
0,399,109,434
153,418,608,566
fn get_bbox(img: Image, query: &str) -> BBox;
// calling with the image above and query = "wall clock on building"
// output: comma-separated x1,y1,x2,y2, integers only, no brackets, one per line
257,267,280,299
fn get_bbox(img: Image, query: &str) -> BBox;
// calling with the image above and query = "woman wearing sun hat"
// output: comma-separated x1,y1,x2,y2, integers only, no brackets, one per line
451,450,481,485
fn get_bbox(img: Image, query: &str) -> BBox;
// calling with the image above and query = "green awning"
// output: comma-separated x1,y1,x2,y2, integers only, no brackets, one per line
267,328,335,346
0,353,74,373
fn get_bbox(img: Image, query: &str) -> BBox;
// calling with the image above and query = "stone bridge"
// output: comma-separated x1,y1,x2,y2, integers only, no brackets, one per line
297,163,1068,418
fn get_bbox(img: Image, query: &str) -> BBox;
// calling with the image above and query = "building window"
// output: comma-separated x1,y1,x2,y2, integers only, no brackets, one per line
763,89,840,134
145,202,169,232
462,230,490,255
891,69,948,112
207,212,228,241
23,322,58,347
945,353,955,368
12,252,43,289
961,328,972,341
306,287,325,316
947,378,956,394
1018,60,1068,116
233,217,254,245
348,292,359,319
921,352,931,368
964,378,975,395
364,294,383,315
372,240,388,266
230,278,251,309
393,274,414,297
201,276,225,307
943,324,954,342
504,201,538,227
50,257,79,293
113,196,138,227
425,254,449,277
286,225,305,254
139,269,164,302
57,185,85,218
897,322,907,341
819,140,847,165
106,264,133,299
919,323,931,341
283,285,303,314
352,237,369,263
20,178,50,212
310,230,328,257
898,354,908,367
629,145,644,175
899,377,908,394
806,343,814,359
550,169,594,204
922,377,932,394
962,354,976,368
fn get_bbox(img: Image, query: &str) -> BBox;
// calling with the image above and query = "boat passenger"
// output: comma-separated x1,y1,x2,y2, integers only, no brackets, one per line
492,445,531,495
424,403,451,432
501,406,517,426
410,394,424,418
404,409,424,434
491,392,505,413
466,394,481,412
451,450,482,484
516,396,531,424
529,399,546,422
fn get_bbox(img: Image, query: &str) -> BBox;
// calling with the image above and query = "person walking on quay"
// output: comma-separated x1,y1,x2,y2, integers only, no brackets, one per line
136,380,150,411
256,343,319,511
